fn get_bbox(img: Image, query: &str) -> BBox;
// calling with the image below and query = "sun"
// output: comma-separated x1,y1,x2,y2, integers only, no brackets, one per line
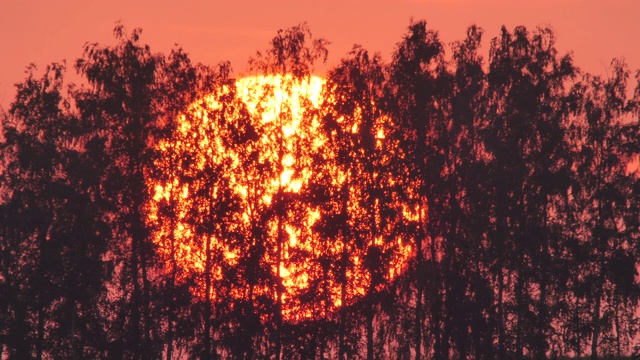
146,74,412,321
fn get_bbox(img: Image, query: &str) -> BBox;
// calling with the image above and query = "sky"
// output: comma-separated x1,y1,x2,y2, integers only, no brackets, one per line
1,0,639,109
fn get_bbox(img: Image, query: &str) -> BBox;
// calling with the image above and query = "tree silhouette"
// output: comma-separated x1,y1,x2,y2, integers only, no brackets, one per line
323,44,399,360
146,48,224,359
1,62,111,359
386,20,447,360
441,24,491,360
247,22,329,359
2,19,640,360
485,25,577,359
564,60,639,359
75,24,165,359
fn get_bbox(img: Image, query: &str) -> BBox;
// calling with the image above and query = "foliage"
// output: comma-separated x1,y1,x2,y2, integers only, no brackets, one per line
1,21,640,360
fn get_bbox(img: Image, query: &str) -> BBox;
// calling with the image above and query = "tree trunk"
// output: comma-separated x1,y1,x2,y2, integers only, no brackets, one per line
615,300,621,358
166,155,178,360
366,283,375,360
591,255,604,360
275,208,283,360
339,177,350,360
36,231,47,360
129,164,145,360
515,261,524,360
497,267,505,360
274,101,285,360
415,202,425,360
204,233,213,359
339,244,348,360
430,233,442,359
415,253,423,360
36,299,44,360
535,274,547,360
535,226,549,360
591,289,601,360
142,251,151,358
166,229,177,360
131,232,142,360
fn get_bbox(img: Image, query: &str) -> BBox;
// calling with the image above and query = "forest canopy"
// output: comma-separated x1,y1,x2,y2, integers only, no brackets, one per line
1,21,640,359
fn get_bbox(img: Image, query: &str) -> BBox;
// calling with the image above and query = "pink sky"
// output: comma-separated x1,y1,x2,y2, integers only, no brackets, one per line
1,0,639,108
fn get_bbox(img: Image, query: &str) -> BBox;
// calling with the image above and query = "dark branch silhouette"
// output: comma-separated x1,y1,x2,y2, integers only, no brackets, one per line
1,20,640,359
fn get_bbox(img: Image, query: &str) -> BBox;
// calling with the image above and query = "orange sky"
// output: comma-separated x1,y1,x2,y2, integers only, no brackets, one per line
1,0,639,108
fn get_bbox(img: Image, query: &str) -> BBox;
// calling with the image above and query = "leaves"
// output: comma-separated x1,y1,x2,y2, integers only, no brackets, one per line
2,20,640,360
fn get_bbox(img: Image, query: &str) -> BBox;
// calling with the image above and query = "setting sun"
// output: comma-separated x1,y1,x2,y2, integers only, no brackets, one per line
147,74,412,321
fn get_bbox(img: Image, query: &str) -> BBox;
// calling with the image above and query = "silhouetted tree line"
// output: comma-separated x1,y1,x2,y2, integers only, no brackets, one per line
1,20,640,359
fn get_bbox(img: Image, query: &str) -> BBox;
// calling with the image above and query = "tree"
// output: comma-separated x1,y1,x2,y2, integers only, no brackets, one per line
485,25,576,359
386,19,447,359
146,48,226,359
1,62,111,359
247,22,329,359
322,44,401,360
1,63,70,360
441,24,493,359
564,60,640,359
75,24,164,359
